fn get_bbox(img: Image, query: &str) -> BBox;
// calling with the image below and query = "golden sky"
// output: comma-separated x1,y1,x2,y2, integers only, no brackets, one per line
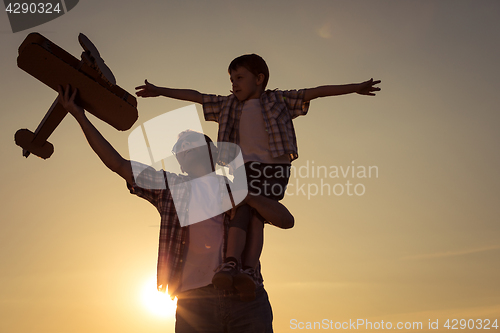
1,1,499,332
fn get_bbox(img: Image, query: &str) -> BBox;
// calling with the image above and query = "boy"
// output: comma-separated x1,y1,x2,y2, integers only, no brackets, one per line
135,54,381,299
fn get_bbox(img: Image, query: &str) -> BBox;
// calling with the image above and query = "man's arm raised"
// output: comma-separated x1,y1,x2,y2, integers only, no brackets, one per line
58,85,134,185
135,79,203,104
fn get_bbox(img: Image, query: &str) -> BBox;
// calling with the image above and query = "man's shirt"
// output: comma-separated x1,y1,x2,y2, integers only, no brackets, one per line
127,162,263,296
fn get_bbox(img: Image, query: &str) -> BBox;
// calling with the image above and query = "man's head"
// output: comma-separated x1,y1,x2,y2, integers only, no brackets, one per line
228,54,269,101
172,130,217,175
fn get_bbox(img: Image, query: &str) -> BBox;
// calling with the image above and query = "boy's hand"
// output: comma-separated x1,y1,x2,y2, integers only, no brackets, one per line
58,84,85,119
356,78,381,96
135,79,161,97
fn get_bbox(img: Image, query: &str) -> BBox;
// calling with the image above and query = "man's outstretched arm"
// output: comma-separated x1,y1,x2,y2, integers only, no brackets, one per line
303,78,381,102
58,85,134,184
135,79,203,104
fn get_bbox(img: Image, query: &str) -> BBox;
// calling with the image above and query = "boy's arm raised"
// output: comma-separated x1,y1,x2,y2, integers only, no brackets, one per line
303,78,381,102
135,79,203,104
58,85,134,185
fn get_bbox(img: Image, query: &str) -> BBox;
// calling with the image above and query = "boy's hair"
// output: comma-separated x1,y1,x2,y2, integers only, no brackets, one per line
228,54,269,90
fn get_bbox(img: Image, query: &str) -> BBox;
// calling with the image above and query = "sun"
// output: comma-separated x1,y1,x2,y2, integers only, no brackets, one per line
140,277,178,317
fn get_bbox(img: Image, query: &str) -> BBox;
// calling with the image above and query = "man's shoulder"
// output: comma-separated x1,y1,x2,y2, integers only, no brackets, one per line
130,161,192,189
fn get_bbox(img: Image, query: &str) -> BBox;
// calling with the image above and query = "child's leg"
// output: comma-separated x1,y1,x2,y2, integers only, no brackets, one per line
224,162,255,264
225,204,252,263
241,163,291,269
212,204,252,290
233,212,263,302
241,213,264,270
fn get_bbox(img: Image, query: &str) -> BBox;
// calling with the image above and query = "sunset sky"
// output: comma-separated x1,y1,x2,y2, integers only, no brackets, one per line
1,1,499,332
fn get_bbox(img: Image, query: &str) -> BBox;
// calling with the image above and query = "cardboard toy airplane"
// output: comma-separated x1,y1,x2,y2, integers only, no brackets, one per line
14,32,138,159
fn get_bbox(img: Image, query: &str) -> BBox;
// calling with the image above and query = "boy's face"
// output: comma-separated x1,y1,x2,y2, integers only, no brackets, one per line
230,66,264,101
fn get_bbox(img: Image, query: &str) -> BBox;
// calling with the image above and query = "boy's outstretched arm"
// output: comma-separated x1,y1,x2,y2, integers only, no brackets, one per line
303,78,381,102
135,79,203,104
244,195,295,229
58,85,134,185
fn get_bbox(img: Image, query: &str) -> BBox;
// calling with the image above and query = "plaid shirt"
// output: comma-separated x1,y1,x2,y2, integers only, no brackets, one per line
127,162,232,297
202,89,310,165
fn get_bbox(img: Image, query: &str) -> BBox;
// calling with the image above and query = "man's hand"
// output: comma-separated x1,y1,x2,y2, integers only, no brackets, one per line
356,78,381,96
58,84,85,119
135,79,161,97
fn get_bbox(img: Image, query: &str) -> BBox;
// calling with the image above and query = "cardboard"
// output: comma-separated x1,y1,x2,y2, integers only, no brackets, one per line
14,32,138,159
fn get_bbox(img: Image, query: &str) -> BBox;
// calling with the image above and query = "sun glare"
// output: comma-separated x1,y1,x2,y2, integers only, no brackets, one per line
141,277,177,317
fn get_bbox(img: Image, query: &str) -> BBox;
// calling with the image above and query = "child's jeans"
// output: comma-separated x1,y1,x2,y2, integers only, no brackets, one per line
237,162,291,201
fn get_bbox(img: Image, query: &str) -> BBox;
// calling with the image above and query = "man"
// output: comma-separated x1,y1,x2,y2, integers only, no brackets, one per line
58,85,293,333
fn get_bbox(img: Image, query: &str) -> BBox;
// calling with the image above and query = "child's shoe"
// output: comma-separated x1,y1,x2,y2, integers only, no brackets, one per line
233,267,257,302
212,260,239,290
